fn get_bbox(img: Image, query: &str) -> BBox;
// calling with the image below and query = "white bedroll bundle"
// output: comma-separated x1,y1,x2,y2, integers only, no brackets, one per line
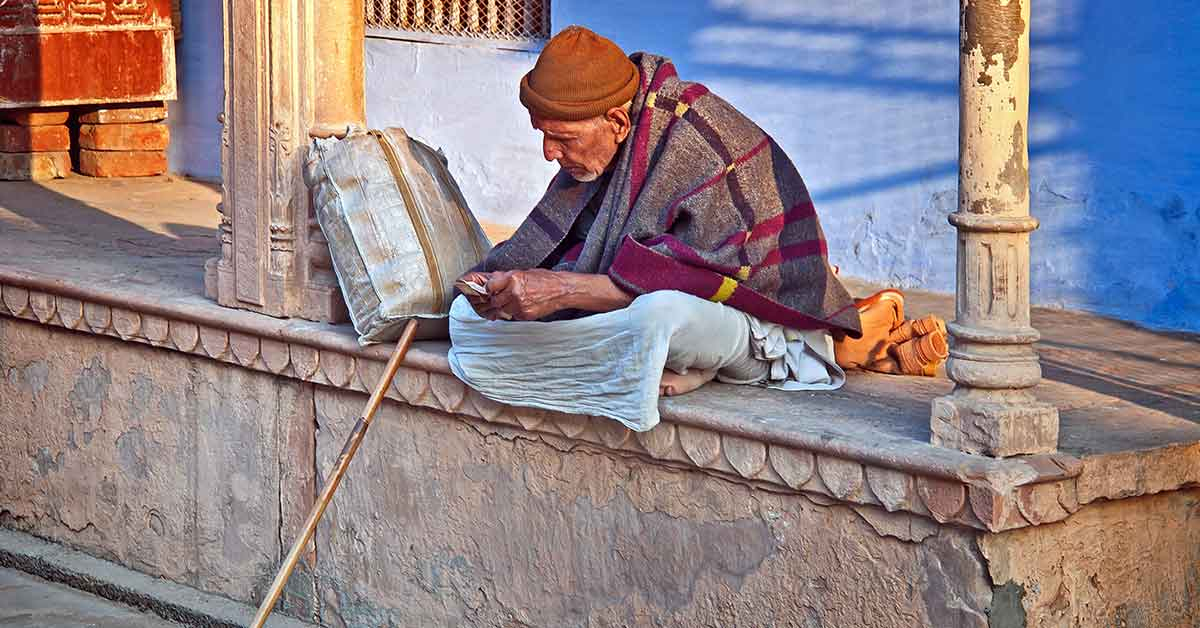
305,128,491,344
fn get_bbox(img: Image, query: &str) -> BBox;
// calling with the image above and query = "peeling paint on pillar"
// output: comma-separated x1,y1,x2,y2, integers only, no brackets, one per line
961,0,1026,85
1000,122,1028,204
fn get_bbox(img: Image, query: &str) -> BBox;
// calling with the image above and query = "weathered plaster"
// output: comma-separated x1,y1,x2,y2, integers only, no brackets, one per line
0,317,314,604
311,386,992,627
980,489,1200,627
2,294,1199,626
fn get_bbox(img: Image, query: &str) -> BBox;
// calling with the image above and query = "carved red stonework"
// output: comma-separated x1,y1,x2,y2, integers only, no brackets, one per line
0,0,176,108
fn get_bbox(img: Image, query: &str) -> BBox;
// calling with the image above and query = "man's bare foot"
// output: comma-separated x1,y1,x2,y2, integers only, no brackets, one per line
659,368,718,397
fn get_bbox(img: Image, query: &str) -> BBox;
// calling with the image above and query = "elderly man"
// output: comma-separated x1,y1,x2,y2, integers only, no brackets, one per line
447,26,942,431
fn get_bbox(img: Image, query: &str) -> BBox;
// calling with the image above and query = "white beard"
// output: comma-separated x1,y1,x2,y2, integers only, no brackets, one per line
568,169,600,182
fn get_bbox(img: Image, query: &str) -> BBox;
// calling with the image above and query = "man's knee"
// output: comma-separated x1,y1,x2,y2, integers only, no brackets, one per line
628,290,697,318
625,290,711,337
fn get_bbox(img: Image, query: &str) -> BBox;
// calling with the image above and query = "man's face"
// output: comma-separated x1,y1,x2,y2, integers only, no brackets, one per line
532,110,629,182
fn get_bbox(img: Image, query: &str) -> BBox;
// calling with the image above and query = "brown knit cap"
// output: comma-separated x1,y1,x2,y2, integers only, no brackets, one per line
520,25,639,121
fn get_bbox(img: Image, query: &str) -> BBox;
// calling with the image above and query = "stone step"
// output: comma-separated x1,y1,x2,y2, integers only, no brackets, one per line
79,122,170,151
79,149,168,177
0,124,71,152
0,529,317,628
0,151,70,180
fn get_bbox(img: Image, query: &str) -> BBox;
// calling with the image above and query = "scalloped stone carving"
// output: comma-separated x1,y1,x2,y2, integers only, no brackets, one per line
467,389,504,421
0,280,1082,533
320,351,354,388
141,315,170,345
553,413,589,439
817,455,867,502
2,286,30,317
229,332,261,367
111,308,141,339
29,292,56,324
1016,481,1071,526
918,477,967,523
260,338,291,374
430,373,467,413
594,418,631,450
679,425,722,468
83,302,111,331
866,466,915,513
768,446,815,489
391,367,430,404
723,435,766,479
290,344,320,380
636,423,677,460
56,297,84,329
169,321,199,352
969,485,1023,531
199,326,230,359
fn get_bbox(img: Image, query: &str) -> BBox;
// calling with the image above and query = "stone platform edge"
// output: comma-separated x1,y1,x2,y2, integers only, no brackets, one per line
0,267,1084,533
0,527,316,628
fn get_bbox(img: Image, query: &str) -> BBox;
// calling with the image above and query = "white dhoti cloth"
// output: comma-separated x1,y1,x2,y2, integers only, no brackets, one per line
447,290,844,432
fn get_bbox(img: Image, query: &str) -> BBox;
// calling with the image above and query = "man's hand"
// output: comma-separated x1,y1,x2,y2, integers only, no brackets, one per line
456,271,496,318
486,269,574,321
456,269,634,321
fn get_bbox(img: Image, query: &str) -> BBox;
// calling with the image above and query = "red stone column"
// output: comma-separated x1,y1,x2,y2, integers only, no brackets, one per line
77,103,170,177
0,109,70,180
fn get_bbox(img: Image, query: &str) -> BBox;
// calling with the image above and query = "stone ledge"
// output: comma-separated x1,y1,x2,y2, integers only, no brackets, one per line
0,267,1085,533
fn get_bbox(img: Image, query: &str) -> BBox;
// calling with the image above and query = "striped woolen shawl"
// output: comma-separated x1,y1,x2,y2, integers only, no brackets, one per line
482,53,862,337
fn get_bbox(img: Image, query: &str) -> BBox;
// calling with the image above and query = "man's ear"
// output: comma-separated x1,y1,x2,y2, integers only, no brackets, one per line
605,105,632,143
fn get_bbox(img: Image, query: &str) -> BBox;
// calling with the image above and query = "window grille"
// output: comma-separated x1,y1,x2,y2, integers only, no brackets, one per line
366,0,551,42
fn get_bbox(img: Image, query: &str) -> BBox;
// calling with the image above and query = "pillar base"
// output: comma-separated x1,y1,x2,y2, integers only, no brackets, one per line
931,388,1059,457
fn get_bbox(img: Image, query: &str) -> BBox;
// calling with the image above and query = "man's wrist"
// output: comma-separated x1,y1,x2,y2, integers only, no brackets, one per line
556,272,584,311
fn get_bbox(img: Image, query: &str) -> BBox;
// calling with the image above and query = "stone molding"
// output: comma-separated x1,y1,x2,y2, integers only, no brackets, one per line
1,269,1089,533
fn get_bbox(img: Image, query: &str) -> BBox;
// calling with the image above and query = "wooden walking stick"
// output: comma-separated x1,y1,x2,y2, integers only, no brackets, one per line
250,318,420,628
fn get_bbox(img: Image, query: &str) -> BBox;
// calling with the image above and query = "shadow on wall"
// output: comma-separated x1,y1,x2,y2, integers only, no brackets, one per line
554,0,1200,333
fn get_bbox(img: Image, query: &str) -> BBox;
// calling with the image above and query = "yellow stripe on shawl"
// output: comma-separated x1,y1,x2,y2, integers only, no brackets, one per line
709,276,739,303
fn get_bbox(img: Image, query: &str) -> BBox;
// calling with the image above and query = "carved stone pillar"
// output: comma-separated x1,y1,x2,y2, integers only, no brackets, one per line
931,0,1059,457
205,0,364,322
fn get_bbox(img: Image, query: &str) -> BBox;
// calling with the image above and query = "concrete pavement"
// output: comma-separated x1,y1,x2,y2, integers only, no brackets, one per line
0,567,180,627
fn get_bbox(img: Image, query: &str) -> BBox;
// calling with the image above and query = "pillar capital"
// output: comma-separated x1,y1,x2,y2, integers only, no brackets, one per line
932,0,1060,457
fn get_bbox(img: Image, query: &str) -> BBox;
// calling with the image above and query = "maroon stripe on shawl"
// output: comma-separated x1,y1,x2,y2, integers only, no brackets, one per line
528,207,564,242
563,241,584,263
683,108,733,164
649,61,677,92
609,236,844,331
629,64,678,208
650,87,709,139
678,83,710,106
725,169,758,231
718,199,819,248
609,236,726,300
643,234,743,276
664,137,771,226
749,239,829,277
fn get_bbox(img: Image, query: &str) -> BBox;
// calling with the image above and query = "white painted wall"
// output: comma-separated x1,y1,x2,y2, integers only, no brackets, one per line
364,36,557,227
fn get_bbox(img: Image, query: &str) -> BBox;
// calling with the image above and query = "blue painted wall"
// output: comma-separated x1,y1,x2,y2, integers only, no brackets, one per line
550,0,1200,332
167,0,223,181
